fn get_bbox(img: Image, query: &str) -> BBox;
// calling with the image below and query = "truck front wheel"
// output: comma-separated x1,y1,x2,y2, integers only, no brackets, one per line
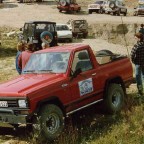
39,104,64,140
104,84,124,114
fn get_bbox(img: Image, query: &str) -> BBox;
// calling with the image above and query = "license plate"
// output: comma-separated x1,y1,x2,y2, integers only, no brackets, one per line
0,101,8,107
33,40,38,43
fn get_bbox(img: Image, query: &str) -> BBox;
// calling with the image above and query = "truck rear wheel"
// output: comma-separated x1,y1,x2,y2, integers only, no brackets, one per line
104,84,124,114
39,104,64,140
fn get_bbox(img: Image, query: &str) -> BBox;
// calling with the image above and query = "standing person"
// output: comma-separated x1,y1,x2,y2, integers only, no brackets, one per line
131,32,144,97
18,42,34,72
139,24,144,36
15,42,25,74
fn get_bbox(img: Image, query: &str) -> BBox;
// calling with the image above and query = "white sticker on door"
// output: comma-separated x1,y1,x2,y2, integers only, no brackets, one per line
78,78,93,96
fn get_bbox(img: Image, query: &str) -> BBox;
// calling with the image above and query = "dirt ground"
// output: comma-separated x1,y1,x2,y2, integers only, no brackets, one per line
1,0,142,54
0,0,141,143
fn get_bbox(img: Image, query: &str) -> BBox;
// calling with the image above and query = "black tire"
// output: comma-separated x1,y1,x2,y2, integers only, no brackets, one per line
89,10,92,14
79,24,87,32
133,11,138,16
83,33,88,38
117,10,120,16
96,49,113,56
113,12,116,16
124,12,127,16
60,1,67,6
69,38,73,42
76,8,80,13
104,84,124,114
39,104,64,140
109,2,116,9
99,8,104,14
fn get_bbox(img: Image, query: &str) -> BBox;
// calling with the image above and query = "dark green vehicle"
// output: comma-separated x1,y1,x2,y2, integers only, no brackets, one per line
19,21,58,51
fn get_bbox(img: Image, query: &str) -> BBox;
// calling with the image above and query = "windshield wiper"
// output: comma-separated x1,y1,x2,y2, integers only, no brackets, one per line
23,70,36,73
38,69,55,73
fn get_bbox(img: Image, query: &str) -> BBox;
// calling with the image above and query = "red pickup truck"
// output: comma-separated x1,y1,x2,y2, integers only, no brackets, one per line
0,44,133,140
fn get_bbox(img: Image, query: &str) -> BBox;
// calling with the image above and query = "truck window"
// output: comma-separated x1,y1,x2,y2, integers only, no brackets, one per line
23,52,70,74
72,50,93,72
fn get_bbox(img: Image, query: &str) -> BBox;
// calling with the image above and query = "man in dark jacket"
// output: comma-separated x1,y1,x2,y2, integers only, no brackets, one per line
131,32,144,97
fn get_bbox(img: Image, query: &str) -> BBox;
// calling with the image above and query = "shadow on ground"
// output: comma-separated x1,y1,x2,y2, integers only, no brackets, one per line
0,3,18,9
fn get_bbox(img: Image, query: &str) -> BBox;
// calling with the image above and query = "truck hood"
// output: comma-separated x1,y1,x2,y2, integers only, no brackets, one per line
0,74,65,96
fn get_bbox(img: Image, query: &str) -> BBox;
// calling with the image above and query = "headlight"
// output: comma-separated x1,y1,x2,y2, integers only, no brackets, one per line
18,100,27,108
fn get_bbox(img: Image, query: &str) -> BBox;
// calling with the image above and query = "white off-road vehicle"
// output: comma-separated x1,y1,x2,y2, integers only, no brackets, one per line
103,0,127,16
88,0,105,14
67,19,88,38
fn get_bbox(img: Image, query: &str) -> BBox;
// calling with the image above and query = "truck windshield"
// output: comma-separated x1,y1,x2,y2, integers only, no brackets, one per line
22,52,70,74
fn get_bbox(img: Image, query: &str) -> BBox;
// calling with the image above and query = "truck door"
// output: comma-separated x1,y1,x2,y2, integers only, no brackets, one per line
68,49,101,111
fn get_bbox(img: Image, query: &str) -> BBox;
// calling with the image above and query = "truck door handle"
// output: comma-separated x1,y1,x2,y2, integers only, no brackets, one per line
92,73,96,76
61,84,68,87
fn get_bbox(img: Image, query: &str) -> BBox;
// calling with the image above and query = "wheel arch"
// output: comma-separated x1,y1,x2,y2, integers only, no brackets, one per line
104,76,126,98
33,96,65,116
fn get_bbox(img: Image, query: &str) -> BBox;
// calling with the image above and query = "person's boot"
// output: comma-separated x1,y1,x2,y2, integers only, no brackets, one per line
138,85,143,95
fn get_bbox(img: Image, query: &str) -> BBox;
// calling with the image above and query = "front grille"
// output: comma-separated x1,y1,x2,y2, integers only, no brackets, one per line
0,100,18,108
7,100,18,107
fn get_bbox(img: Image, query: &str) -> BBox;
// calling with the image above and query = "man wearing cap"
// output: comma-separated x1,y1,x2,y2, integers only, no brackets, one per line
18,42,34,72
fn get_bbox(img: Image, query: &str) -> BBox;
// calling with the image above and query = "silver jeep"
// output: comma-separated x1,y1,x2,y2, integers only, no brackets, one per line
67,19,88,38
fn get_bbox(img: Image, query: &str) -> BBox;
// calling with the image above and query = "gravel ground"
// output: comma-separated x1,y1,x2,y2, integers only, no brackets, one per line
0,0,136,55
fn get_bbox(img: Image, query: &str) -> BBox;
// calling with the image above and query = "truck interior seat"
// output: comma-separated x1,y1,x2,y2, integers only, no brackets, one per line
76,52,92,72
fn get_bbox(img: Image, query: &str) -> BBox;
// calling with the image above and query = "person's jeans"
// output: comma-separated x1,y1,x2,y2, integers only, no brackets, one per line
135,65,144,95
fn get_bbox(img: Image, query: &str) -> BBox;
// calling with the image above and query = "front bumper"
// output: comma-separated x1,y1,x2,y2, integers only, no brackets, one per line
0,108,29,125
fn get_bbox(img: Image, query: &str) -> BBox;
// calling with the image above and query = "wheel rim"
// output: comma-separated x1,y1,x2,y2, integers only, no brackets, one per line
112,91,121,107
45,113,60,134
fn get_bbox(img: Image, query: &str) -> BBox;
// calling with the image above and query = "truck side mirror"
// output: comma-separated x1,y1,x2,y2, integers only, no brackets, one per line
71,68,82,79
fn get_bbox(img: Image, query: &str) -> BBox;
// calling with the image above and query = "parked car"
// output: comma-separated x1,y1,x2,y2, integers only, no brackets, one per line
88,0,105,14
57,0,81,13
133,4,144,16
103,0,127,16
19,21,58,51
67,19,88,38
0,44,133,140
56,23,73,42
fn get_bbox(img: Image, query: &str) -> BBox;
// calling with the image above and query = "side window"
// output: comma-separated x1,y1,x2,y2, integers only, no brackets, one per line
72,50,93,72
27,24,35,37
23,24,28,36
